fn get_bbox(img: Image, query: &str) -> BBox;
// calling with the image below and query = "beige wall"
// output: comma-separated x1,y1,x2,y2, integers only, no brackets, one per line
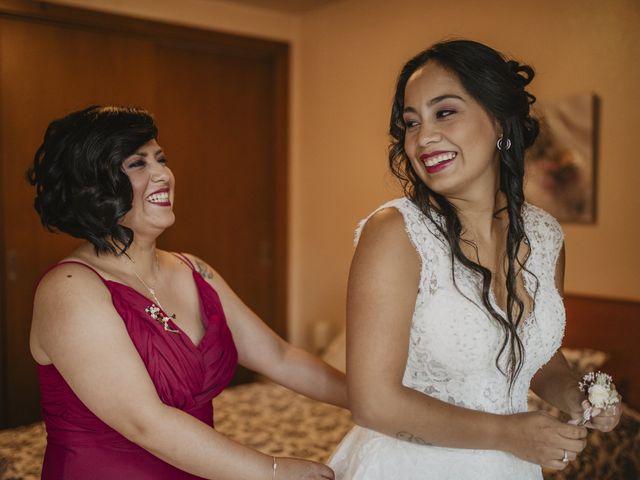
44,0,640,350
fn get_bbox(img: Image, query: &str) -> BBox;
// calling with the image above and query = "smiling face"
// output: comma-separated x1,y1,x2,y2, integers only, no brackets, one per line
119,139,175,239
402,61,501,200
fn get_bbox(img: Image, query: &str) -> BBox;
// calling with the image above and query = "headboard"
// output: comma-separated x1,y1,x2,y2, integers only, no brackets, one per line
563,294,640,411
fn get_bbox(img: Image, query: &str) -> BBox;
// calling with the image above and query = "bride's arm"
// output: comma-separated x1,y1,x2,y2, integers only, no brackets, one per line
347,208,586,469
529,245,584,417
530,246,621,432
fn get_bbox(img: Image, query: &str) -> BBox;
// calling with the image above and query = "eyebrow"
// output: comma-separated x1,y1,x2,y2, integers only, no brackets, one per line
132,148,164,157
403,94,465,113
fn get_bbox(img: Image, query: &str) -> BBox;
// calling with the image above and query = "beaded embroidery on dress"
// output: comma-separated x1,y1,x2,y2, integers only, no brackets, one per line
329,197,565,480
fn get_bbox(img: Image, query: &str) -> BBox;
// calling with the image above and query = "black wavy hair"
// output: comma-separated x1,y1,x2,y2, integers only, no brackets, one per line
389,39,540,388
26,105,158,255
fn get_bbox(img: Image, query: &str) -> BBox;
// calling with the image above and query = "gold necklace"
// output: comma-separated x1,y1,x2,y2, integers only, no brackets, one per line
130,255,180,334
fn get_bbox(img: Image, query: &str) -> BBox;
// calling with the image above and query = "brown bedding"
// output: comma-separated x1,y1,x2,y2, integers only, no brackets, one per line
1,381,639,479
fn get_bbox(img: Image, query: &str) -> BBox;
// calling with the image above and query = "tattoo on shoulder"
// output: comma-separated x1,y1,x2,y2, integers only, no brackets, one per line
396,431,432,446
194,259,214,280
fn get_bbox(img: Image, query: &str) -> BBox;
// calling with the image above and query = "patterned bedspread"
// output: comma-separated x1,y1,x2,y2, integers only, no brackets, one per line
1,382,638,479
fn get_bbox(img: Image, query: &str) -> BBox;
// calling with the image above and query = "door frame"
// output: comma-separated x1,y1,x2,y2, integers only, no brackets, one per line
0,0,289,427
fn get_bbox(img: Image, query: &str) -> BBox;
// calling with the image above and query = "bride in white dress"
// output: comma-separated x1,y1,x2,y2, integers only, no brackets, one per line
329,40,621,479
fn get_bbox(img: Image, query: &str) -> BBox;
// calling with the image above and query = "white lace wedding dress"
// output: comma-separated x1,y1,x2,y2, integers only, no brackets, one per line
329,198,566,480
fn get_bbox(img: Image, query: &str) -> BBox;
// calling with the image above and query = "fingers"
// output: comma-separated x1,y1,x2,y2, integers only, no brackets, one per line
557,447,578,462
558,436,587,455
544,459,571,471
280,458,335,479
318,464,335,479
592,403,618,418
587,403,621,432
555,424,587,458
565,449,578,462
579,395,622,433
559,422,588,439
589,412,620,432
542,448,576,471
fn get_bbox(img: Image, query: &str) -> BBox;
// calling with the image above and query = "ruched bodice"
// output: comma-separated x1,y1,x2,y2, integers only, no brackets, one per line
37,254,238,479
330,198,565,479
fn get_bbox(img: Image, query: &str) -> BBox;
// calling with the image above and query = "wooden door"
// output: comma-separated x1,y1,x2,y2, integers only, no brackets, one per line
0,2,288,428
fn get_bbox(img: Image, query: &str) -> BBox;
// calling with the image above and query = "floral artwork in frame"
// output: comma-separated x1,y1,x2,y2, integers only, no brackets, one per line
524,93,599,223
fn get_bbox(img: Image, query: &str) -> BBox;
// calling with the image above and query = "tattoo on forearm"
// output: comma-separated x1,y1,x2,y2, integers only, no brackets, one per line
396,431,432,445
195,259,214,280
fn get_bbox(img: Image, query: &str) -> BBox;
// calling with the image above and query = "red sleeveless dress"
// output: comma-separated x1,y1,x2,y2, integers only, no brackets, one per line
37,254,238,479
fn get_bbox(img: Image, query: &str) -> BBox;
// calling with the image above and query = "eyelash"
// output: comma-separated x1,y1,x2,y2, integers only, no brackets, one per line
128,160,145,168
126,157,168,169
403,109,456,129
436,109,456,119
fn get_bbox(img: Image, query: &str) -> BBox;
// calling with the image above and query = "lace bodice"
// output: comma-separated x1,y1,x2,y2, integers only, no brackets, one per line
355,197,565,415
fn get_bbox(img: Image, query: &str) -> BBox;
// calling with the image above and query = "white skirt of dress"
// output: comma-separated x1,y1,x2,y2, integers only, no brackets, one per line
328,426,542,480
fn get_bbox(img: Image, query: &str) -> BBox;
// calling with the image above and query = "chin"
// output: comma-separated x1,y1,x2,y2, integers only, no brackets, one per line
423,179,466,200
156,214,176,230
136,214,176,235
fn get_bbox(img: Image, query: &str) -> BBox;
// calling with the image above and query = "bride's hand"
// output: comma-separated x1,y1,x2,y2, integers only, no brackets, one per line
569,398,622,432
504,411,587,470
273,457,335,479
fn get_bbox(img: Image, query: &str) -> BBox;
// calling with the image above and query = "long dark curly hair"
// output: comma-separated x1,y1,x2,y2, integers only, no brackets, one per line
26,105,158,255
389,40,540,388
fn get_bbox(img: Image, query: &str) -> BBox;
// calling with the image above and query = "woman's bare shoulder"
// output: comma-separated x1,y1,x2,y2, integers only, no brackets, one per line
357,206,416,258
35,260,109,301
31,260,116,364
179,252,221,282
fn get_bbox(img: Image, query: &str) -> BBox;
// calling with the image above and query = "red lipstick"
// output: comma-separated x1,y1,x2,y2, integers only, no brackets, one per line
146,187,171,206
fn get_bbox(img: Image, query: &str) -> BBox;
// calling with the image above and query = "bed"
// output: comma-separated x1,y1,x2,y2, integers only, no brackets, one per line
1,294,639,479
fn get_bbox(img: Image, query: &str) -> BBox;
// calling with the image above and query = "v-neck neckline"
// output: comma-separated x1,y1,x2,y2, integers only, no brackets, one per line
106,269,209,349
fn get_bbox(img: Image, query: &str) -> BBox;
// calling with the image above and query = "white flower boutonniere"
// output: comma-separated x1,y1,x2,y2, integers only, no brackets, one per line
578,371,620,424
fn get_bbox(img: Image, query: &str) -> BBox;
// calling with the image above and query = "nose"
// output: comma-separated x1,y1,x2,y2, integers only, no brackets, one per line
418,121,441,147
150,161,170,183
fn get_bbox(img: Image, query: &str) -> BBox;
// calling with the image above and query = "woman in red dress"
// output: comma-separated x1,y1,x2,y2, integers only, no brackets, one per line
28,105,346,479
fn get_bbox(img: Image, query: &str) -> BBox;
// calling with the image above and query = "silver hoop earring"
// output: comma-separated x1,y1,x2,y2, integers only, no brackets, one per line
497,136,512,151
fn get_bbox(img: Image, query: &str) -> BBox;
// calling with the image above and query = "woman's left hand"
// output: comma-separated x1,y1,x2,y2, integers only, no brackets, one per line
569,399,622,432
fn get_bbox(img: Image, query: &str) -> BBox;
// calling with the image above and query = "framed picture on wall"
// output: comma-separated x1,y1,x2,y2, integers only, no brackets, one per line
524,93,599,223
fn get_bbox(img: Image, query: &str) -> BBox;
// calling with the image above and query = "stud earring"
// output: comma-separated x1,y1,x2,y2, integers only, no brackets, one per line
497,135,512,151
